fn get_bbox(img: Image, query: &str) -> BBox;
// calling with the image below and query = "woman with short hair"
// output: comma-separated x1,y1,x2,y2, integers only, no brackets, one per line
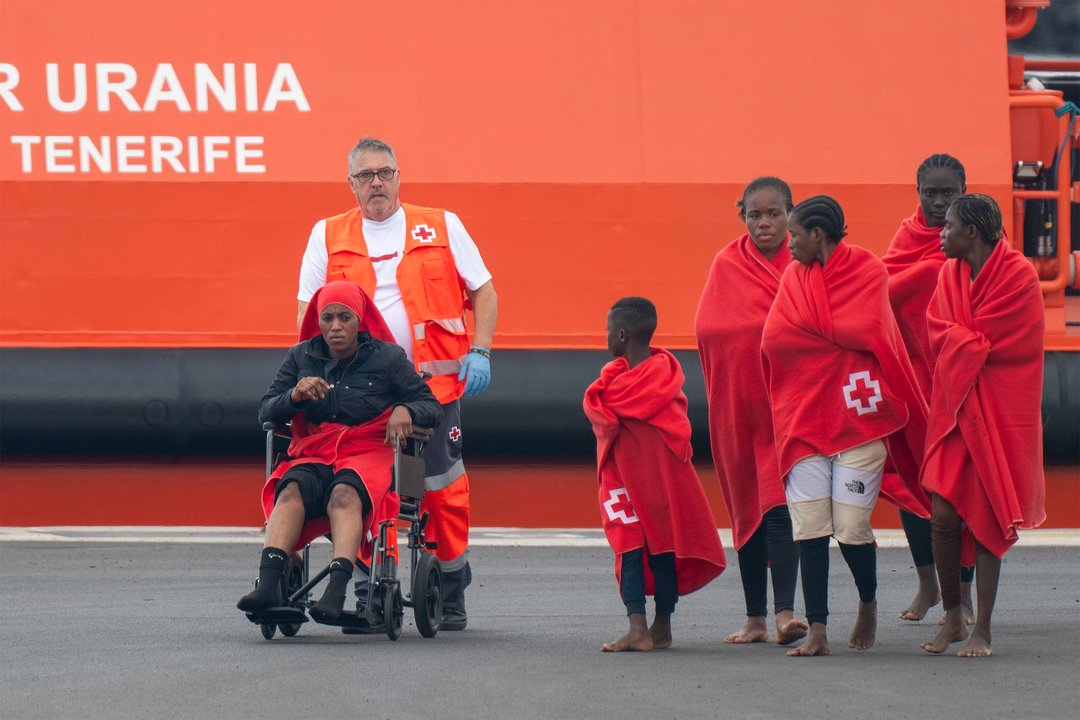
695,176,807,646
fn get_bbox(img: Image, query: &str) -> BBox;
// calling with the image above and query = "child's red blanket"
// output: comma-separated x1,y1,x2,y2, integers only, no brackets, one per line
583,349,726,595
883,206,947,399
261,410,398,555
761,242,930,517
696,235,791,550
921,240,1045,557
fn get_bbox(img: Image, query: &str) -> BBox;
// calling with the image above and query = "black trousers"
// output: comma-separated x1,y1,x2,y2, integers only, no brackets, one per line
736,505,799,617
620,549,677,616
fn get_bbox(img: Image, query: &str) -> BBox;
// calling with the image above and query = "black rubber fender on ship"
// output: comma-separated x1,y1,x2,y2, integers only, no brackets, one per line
0,347,1076,464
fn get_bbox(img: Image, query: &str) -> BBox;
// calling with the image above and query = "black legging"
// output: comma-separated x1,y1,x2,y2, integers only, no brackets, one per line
901,509,975,582
620,549,678,616
736,505,799,617
799,537,877,625
900,509,935,567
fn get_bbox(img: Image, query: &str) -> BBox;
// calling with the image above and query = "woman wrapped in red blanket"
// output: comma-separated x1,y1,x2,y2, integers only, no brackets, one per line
920,195,1045,659
762,195,930,657
884,153,975,624
585,297,726,652
695,176,806,646
238,281,443,623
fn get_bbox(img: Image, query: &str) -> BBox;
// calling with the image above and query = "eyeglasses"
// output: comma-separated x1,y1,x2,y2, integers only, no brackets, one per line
350,167,398,184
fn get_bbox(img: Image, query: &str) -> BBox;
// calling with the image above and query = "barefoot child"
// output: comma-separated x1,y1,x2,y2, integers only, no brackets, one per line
584,297,727,652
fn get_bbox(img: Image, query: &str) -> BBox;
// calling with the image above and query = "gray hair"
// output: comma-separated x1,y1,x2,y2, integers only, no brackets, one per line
348,136,397,169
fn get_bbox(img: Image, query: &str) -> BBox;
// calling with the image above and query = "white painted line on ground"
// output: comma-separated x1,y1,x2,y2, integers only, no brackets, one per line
1,526,1079,547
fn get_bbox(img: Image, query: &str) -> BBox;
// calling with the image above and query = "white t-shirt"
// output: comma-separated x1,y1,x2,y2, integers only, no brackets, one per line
297,205,492,361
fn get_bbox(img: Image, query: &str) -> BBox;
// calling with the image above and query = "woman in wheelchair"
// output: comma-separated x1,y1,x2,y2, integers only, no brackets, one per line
238,280,443,623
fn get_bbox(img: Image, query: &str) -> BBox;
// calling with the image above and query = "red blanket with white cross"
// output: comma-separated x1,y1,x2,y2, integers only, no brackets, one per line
583,349,726,595
695,235,792,550
883,206,948,399
921,240,1045,557
761,242,930,517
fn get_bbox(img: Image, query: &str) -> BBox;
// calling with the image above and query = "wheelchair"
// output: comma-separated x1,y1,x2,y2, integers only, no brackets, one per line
242,422,444,641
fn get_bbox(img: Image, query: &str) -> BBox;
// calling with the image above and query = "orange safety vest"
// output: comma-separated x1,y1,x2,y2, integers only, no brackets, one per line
324,203,469,404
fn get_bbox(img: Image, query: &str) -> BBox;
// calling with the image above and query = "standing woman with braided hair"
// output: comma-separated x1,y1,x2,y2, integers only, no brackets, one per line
920,195,1045,658
884,153,976,624
762,195,931,656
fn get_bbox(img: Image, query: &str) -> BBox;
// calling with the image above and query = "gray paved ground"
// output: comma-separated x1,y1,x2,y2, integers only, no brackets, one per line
1,542,1078,720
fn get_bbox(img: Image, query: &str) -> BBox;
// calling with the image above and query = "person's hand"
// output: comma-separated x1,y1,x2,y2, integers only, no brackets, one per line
458,347,491,396
290,377,330,404
385,405,414,446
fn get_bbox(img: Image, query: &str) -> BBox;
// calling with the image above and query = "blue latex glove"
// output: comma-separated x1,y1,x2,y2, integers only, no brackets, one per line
458,346,491,396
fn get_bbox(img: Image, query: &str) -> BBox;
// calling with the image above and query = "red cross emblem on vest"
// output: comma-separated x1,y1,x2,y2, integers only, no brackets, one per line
411,224,436,244
842,370,882,416
449,426,461,442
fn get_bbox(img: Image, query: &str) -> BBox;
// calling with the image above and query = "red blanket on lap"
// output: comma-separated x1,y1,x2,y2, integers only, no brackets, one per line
883,206,946,398
921,240,1045,557
262,409,397,555
696,235,791,549
583,349,726,595
761,242,930,517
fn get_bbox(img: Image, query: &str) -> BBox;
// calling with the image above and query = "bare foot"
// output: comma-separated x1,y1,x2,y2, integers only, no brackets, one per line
775,610,808,645
848,600,877,650
602,613,653,652
649,612,672,649
937,603,975,626
724,616,769,644
898,568,940,621
922,607,968,654
957,628,992,658
787,622,830,657
938,584,975,626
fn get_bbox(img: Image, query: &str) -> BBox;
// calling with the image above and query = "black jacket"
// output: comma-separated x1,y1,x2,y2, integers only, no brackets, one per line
259,332,443,429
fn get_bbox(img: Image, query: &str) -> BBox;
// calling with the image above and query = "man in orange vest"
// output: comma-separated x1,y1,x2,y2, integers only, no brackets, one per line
297,136,498,630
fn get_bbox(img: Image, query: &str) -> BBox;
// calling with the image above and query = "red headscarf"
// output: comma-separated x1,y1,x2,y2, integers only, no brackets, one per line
299,280,394,343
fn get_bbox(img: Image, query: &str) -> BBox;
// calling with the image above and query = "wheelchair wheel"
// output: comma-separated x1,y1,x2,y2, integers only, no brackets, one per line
260,623,276,640
412,552,442,638
384,584,403,641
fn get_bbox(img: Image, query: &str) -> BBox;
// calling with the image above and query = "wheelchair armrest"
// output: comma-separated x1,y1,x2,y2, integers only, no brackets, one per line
264,421,293,441
410,427,434,439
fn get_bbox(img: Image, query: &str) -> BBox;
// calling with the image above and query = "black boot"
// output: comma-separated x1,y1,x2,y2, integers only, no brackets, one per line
309,557,354,623
237,547,288,612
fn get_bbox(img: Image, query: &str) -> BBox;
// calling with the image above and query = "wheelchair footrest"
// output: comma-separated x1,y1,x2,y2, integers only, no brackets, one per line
244,607,308,626
309,609,376,631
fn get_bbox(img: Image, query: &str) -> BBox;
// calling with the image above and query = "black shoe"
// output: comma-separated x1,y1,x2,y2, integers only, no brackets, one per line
237,582,282,613
441,605,467,631
309,585,347,624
